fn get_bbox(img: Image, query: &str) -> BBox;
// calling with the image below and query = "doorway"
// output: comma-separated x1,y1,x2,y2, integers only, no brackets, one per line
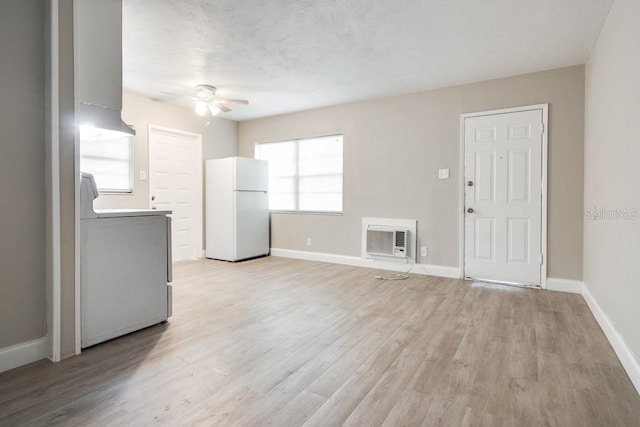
460,105,548,287
148,125,202,262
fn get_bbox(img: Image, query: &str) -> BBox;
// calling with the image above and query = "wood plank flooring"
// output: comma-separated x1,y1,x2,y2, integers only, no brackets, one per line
1,256,639,426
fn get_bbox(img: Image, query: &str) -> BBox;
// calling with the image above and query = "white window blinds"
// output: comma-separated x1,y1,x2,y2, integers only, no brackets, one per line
79,127,133,193
255,135,343,213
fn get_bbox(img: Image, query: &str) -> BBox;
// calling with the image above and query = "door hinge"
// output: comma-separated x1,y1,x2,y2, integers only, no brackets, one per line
540,123,545,135
540,253,544,265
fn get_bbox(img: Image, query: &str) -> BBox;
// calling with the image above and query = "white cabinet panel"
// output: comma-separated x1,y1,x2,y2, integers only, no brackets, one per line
81,215,169,348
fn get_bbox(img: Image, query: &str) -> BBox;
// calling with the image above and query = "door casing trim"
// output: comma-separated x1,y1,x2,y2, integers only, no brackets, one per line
458,104,548,288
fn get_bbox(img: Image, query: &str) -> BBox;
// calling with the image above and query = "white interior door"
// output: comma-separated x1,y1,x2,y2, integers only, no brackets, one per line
149,126,202,262
463,108,545,286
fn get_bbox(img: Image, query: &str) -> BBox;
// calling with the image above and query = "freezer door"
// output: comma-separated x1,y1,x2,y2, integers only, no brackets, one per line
234,157,269,192
234,191,269,260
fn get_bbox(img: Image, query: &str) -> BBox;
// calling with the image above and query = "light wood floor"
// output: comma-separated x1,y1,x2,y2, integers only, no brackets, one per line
1,257,639,426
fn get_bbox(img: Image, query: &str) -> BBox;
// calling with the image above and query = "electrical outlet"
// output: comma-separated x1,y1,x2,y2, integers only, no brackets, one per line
438,168,450,179
421,246,427,257
306,238,312,246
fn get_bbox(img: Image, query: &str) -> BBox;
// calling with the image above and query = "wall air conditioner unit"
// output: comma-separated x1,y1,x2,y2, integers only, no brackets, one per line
366,226,409,258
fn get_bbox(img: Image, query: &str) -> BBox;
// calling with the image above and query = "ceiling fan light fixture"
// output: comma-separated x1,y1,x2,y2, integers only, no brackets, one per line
191,84,248,118
195,101,208,116
208,103,221,116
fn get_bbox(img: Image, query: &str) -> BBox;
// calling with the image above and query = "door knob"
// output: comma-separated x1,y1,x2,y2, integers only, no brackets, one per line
467,181,474,186
467,208,474,213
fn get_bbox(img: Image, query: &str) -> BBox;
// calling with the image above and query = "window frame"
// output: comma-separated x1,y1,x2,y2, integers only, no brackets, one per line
255,134,344,215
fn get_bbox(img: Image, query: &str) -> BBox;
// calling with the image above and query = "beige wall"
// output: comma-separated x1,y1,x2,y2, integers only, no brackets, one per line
94,90,237,210
239,66,585,280
0,1,47,349
584,0,640,364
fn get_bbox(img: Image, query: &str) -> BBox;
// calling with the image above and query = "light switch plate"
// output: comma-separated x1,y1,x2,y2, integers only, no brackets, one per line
438,168,450,179
140,170,147,181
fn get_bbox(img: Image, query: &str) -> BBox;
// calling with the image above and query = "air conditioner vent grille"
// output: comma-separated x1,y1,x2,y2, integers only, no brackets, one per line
366,229,394,255
366,227,409,258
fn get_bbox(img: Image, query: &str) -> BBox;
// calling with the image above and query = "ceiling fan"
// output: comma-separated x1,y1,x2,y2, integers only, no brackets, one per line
193,84,249,117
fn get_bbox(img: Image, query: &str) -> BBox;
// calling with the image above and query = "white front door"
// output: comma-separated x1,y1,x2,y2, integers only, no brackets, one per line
149,126,202,262
463,108,545,286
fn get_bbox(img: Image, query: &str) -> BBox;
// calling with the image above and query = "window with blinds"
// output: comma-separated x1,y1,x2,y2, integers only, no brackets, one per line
79,126,133,193
255,135,343,213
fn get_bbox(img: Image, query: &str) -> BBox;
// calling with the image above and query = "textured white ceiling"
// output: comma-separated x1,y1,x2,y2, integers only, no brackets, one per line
123,0,612,121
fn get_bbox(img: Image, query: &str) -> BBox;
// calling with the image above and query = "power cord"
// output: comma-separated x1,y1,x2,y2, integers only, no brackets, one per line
374,256,414,280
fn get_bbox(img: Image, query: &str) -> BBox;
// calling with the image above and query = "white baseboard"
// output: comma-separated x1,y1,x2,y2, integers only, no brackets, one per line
546,277,584,294
540,277,639,395
0,337,49,374
270,248,461,279
582,284,640,395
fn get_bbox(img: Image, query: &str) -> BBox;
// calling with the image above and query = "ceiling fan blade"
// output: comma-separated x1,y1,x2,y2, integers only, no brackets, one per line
215,98,249,105
216,104,232,113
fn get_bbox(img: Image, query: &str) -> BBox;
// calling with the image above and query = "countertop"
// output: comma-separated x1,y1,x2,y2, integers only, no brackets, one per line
93,209,172,218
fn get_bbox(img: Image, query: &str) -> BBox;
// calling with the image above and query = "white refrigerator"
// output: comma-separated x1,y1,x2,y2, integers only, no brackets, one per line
205,157,270,261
